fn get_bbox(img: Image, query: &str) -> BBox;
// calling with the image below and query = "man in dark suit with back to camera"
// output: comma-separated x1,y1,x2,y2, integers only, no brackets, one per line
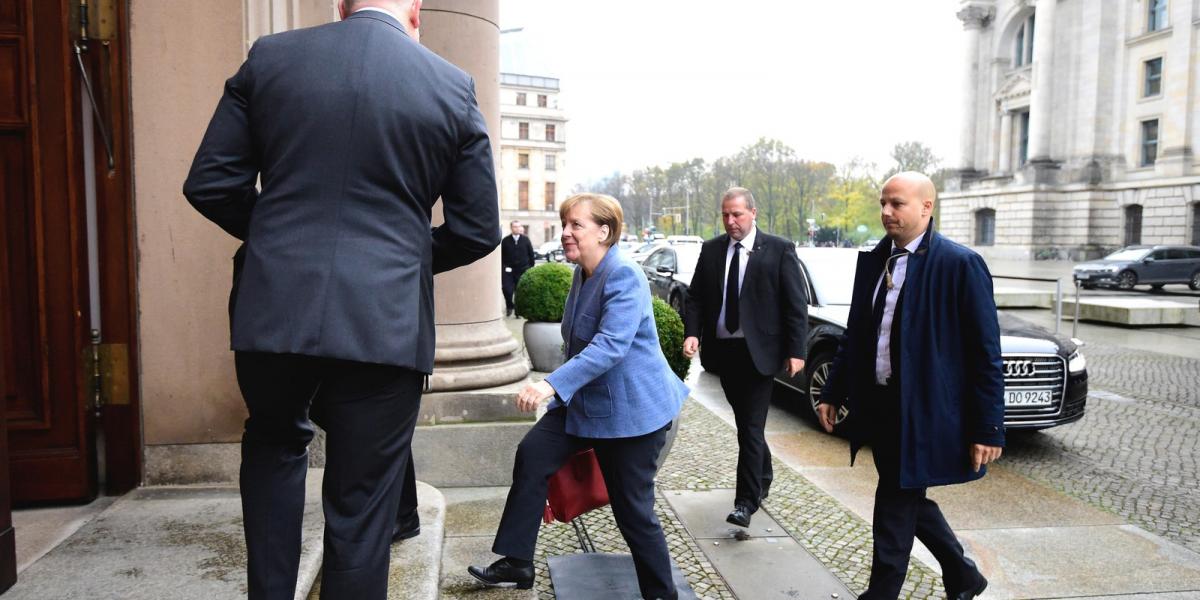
682,187,809,528
182,1,500,598
501,220,535,316
818,172,1002,600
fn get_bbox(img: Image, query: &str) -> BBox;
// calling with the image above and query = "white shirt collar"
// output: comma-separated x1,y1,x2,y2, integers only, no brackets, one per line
729,225,757,251
354,6,404,23
892,232,922,255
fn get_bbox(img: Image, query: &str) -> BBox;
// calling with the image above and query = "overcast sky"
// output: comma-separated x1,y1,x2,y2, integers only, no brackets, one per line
499,1,966,185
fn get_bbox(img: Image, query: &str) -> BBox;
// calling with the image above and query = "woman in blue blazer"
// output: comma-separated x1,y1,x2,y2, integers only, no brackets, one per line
469,193,688,599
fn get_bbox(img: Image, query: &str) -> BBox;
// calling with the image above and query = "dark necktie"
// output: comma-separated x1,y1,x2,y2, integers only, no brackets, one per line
871,247,909,337
725,242,742,333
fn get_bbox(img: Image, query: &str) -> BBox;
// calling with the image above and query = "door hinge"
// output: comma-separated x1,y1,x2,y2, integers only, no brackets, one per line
84,331,130,417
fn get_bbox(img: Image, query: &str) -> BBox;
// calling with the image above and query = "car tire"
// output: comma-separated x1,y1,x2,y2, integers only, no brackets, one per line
805,349,844,426
1081,283,1097,290
1117,270,1138,290
1190,270,1200,291
669,291,685,315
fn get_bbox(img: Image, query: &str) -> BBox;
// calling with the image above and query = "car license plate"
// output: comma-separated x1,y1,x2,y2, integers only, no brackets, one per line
1004,390,1053,407
1075,273,1090,280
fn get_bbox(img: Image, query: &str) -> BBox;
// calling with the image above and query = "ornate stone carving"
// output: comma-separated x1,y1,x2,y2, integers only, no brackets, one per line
957,4,994,29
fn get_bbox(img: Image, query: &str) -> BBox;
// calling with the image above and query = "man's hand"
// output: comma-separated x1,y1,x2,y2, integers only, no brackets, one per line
516,380,555,412
816,403,837,434
682,336,700,358
970,444,1003,472
786,358,805,378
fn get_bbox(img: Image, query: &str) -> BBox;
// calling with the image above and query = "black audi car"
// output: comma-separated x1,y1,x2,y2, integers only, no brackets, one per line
648,246,1089,431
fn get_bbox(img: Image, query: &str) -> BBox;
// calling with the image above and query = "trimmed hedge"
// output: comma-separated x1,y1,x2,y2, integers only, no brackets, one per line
652,297,690,381
515,262,574,322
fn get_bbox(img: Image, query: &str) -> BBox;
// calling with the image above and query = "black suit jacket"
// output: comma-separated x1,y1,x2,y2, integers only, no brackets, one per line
500,234,535,272
684,230,809,376
184,11,500,373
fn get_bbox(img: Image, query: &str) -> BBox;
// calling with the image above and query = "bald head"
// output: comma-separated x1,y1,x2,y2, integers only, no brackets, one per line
882,171,937,204
879,171,935,247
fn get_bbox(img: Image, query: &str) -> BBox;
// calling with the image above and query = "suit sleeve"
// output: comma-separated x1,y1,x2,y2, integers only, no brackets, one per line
545,264,643,404
684,245,710,338
961,254,1006,447
432,78,501,274
524,237,536,267
779,243,809,360
182,46,260,241
820,329,852,408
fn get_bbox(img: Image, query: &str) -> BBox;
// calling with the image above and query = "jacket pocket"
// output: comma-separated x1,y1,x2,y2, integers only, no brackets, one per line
572,312,599,344
579,383,613,418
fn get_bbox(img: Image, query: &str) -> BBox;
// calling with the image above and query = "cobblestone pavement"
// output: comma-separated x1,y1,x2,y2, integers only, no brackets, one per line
530,400,945,599
1001,338,1200,555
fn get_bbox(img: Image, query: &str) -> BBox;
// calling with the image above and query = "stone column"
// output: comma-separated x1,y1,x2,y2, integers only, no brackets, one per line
1154,0,1195,176
997,110,1014,174
1026,0,1057,165
421,0,528,391
956,4,992,173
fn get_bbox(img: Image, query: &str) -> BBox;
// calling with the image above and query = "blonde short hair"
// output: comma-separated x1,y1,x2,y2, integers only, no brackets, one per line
559,193,624,247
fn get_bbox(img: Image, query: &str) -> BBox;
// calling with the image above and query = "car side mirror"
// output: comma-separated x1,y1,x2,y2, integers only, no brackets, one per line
1144,257,1155,263
656,266,674,275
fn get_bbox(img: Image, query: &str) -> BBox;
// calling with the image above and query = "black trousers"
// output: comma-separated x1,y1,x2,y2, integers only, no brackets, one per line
235,352,422,600
714,338,774,512
501,267,527,311
861,384,979,600
492,408,677,600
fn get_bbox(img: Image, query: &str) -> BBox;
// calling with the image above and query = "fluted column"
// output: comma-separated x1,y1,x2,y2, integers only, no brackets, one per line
421,0,528,390
1026,0,1057,164
956,4,992,172
997,110,1014,173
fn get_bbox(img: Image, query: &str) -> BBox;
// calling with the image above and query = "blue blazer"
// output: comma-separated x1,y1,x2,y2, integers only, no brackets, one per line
545,246,688,439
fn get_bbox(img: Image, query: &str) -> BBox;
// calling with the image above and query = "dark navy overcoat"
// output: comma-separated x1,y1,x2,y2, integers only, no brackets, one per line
823,225,1005,488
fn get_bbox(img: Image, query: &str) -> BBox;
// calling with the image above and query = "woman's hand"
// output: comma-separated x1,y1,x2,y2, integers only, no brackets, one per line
516,380,556,412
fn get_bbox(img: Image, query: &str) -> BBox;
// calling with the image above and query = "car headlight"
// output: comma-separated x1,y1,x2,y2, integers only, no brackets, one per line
1068,350,1086,373
1109,265,1120,273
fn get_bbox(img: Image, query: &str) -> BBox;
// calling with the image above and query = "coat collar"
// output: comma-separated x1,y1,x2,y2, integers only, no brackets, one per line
345,8,409,36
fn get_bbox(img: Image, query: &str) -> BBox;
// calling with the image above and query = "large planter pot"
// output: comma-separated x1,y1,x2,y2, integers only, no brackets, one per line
524,321,565,372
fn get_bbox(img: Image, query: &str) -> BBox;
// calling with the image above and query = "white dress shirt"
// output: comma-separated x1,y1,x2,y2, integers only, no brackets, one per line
874,235,922,384
717,226,757,339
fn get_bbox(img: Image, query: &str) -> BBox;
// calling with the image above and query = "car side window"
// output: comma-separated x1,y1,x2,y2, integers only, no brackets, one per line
665,250,677,272
1152,249,1169,260
1188,250,1200,259
1165,249,1185,260
796,258,816,306
643,250,662,269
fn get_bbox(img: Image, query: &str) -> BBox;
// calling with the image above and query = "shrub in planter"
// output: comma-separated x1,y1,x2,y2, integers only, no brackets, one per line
516,263,574,371
515,263,574,322
652,297,690,381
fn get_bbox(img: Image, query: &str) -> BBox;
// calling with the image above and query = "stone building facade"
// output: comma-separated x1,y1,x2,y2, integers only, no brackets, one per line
942,0,1200,259
497,73,569,247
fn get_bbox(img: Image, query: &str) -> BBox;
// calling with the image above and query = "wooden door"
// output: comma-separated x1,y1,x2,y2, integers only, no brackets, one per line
0,0,143,506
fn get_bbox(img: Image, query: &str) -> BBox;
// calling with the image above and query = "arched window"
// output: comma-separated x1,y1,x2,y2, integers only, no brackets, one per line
1013,14,1035,67
1124,205,1143,246
975,209,996,247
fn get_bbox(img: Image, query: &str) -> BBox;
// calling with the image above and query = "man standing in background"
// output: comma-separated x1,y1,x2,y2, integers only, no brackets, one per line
501,220,535,316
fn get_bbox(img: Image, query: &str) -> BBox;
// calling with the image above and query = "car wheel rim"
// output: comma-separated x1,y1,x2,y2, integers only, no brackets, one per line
1193,273,1200,288
808,361,845,424
1120,272,1135,289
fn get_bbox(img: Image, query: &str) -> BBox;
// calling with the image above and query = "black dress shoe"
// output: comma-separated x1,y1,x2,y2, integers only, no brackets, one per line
467,557,534,590
949,575,987,600
391,511,420,543
726,505,752,528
